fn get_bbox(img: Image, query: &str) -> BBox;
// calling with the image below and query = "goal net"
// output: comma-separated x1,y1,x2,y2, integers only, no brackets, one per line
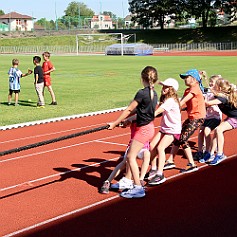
76,33,136,55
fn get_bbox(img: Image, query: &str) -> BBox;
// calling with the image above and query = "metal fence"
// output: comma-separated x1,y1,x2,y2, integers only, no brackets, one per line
0,42,237,54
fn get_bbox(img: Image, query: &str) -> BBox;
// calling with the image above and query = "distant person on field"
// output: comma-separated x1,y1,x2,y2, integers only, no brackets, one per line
33,56,45,108
7,59,32,106
42,52,57,105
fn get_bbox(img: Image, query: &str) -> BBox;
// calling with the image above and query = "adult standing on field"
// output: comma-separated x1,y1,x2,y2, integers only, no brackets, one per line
42,52,57,105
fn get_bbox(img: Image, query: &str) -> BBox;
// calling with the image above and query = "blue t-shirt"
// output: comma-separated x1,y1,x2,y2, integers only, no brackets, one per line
8,67,22,90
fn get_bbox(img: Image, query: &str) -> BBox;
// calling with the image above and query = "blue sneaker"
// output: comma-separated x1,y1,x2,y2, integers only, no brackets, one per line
209,153,226,166
120,186,145,198
199,152,215,163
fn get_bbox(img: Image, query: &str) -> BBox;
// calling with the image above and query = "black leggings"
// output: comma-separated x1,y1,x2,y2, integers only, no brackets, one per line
174,118,205,149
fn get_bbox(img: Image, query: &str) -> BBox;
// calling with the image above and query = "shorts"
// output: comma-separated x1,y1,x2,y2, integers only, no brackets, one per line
44,77,52,87
9,89,20,95
225,117,237,129
133,122,155,144
202,118,221,130
160,131,180,141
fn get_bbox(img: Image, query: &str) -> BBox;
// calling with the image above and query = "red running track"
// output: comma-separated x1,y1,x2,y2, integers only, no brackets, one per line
1,110,237,237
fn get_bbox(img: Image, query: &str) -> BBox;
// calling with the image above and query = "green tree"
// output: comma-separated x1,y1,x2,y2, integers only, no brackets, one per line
129,0,181,29
0,9,5,15
64,1,94,28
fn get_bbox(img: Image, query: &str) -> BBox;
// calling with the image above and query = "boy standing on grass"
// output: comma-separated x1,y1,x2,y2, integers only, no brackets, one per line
42,52,57,105
8,59,32,106
33,56,45,108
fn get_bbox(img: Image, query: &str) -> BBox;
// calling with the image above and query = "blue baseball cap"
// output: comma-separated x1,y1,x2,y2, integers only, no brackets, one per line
180,69,204,93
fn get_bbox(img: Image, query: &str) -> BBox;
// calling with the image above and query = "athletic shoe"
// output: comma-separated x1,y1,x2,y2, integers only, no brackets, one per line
110,177,133,190
120,186,145,198
148,174,166,185
100,181,110,194
194,151,203,161
199,152,215,163
37,105,45,109
209,153,226,166
181,163,198,173
163,161,176,170
147,169,157,180
50,101,57,105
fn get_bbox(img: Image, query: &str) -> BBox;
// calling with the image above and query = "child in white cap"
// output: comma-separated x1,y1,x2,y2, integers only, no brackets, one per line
148,78,182,185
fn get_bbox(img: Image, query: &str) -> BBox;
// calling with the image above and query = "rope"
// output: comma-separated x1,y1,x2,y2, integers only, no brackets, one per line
0,124,109,157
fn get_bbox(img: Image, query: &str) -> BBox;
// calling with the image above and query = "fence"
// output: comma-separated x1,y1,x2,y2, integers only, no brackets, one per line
0,42,237,54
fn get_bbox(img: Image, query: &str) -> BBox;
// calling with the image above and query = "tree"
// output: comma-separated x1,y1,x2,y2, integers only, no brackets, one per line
0,9,5,15
129,0,181,29
64,1,94,28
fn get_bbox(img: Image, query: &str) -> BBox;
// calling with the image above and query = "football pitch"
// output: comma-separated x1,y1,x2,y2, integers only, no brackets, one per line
0,54,236,126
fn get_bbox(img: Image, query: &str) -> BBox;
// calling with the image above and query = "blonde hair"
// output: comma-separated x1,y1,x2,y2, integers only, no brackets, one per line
141,66,158,87
209,74,222,82
159,87,181,110
214,78,237,108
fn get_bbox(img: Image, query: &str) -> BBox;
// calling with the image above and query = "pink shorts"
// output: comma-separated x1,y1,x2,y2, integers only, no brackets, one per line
225,117,237,129
133,122,155,144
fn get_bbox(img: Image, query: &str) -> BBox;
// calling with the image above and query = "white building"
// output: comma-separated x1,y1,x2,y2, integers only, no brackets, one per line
0,12,35,31
91,15,113,29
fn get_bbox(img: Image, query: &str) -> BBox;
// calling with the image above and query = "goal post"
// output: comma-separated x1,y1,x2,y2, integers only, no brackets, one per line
76,33,136,55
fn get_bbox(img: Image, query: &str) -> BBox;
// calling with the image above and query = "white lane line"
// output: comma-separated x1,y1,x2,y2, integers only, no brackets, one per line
0,132,130,164
1,156,120,192
2,195,119,237
0,123,106,145
3,153,236,237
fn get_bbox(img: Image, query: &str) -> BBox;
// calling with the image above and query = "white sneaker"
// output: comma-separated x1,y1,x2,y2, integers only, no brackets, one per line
110,177,133,190
120,186,145,198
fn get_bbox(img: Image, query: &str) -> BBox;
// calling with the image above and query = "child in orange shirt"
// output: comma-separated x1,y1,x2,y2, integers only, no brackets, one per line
164,69,206,173
42,52,57,105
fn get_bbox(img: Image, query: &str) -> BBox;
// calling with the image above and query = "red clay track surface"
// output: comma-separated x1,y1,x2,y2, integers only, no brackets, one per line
1,110,237,237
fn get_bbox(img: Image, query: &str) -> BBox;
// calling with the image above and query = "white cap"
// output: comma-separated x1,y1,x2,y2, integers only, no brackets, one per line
159,78,179,91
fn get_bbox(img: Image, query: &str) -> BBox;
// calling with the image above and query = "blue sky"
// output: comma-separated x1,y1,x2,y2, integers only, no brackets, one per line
1,0,130,20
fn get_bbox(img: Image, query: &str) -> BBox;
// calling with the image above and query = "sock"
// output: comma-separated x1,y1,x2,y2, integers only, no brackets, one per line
134,185,142,189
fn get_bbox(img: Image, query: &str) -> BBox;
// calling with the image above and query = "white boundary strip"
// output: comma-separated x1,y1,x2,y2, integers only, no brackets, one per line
3,154,236,237
0,107,126,131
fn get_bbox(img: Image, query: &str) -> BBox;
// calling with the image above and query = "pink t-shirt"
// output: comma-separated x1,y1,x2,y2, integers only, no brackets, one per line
160,98,182,134
205,92,222,120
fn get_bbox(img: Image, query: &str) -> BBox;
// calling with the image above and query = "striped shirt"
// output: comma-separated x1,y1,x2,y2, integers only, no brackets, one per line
8,67,22,90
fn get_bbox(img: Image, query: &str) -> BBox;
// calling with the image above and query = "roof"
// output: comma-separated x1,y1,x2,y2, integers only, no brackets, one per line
0,12,35,20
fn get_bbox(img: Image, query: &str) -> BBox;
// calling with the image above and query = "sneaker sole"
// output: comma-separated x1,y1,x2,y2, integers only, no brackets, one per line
163,165,176,170
148,177,167,186
209,157,226,166
120,192,145,198
181,167,198,173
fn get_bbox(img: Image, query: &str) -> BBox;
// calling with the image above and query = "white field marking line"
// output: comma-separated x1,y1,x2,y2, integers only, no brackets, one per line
0,156,121,192
3,153,237,237
0,132,201,192
2,196,119,237
95,140,128,147
0,122,106,145
0,132,130,164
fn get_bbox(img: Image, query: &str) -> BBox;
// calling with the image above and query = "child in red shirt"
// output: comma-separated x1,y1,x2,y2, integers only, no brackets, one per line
42,52,57,105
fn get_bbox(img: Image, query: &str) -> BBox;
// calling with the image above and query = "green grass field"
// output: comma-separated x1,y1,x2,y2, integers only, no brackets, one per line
0,54,236,126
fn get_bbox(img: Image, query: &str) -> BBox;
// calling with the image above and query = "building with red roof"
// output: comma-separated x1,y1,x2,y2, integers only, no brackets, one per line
0,12,35,31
